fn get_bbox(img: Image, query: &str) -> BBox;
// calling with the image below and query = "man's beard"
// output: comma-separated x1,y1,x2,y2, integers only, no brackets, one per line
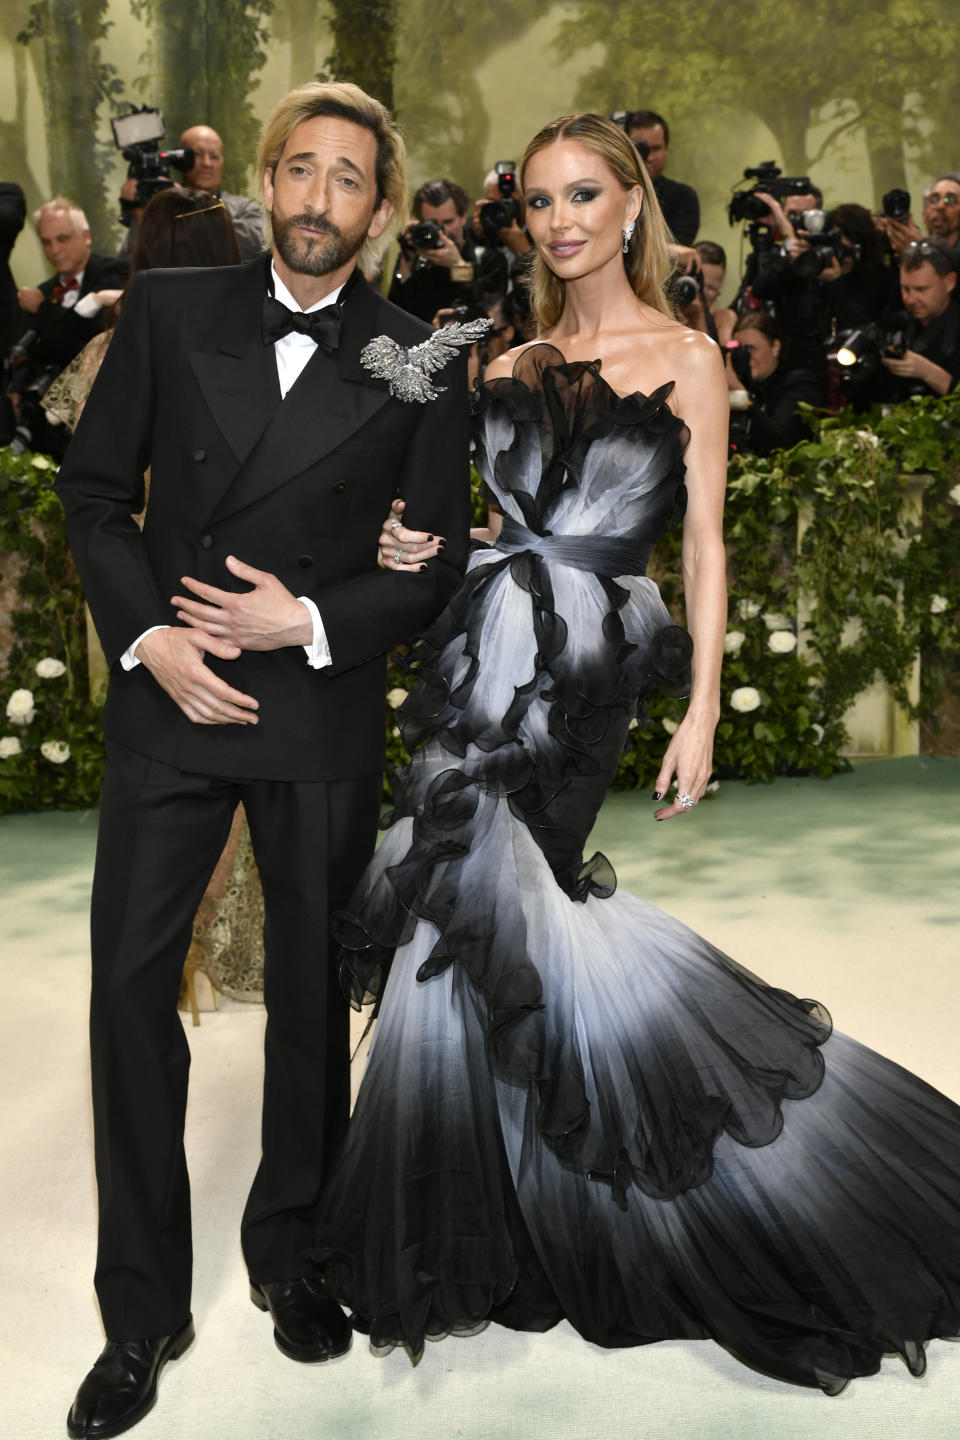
272,207,367,276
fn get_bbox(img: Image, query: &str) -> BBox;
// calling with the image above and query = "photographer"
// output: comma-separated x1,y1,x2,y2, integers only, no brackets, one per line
881,239,960,398
735,179,831,379
470,165,533,297
694,240,736,344
624,110,699,244
5,197,127,454
389,178,478,322
811,203,896,333
727,311,824,456
119,123,264,261
874,174,960,260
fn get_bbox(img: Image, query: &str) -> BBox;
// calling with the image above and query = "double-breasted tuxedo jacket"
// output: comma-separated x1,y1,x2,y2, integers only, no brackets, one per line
55,255,471,1337
57,255,471,780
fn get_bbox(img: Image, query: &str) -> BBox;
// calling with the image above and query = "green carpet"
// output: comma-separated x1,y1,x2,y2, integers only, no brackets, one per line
1,759,958,1440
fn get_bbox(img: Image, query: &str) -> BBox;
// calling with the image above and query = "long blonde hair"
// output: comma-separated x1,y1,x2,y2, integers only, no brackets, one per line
520,113,675,331
257,81,408,275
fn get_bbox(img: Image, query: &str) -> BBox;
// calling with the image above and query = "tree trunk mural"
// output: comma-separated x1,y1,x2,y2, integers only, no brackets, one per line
16,0,125,246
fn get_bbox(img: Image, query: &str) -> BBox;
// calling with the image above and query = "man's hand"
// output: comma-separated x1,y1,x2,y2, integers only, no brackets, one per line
419,229,465,269
499,217,531,255
882,349,951,394
172,555,313,651
876,214,922,256
136,627,259,725
17,286,44,314
668,245,700,275
753,192,792,241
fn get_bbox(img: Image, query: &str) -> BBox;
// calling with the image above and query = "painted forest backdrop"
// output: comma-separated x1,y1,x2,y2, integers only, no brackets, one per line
2,0,958,295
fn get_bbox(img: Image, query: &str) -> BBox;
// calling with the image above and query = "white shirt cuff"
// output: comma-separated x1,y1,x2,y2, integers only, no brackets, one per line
121,624,169,671
298,595,332,669
74,292,103,319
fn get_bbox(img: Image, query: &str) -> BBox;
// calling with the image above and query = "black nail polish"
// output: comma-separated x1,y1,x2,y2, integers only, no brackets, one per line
427,535,434,542
652,790,662,801
438,540,446,549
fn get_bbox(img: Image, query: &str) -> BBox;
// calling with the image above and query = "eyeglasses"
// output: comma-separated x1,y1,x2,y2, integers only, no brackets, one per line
900,239,954,275
925,192,960,207
902,240,939,256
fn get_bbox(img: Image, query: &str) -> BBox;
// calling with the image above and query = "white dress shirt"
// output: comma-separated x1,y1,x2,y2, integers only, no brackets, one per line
122,263,344,673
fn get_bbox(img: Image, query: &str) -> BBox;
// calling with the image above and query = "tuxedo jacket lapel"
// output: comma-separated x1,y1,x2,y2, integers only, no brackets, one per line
188,257,282,489
207,269,390,524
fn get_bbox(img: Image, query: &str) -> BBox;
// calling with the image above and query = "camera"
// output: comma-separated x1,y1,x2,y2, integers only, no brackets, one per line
836,320,908,371
111,107,195,222
727,162,815,225
670,268,704,308
409,219,445,251
725,339,754,389
881,189,911,221
479,161,522,241
791,215,858,279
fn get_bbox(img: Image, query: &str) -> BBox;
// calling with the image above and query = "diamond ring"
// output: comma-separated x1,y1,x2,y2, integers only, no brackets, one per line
394,549,403,564
390,518,401,532
678,793,695,810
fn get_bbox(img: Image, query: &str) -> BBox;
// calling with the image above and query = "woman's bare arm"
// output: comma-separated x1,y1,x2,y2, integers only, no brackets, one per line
652,331,728,820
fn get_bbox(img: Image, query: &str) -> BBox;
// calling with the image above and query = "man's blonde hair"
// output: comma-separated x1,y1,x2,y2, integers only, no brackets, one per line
257,81,407,275
33,196,89,234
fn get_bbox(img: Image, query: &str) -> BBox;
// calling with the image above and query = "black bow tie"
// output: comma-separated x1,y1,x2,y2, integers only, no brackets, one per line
262,293,344,352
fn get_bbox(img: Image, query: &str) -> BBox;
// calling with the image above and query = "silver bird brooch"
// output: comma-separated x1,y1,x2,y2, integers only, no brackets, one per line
360,319,492,402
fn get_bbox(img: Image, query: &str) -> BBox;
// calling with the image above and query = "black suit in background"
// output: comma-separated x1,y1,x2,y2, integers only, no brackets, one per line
56,255,471,1339
0,182,26,358
21,250,129,370
652,174,700,246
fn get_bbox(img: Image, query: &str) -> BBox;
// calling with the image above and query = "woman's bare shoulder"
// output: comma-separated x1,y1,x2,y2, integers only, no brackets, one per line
483,340,544,383
663,325,722,371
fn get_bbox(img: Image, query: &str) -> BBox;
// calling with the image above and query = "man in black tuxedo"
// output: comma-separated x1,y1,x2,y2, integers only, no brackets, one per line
7,196,127,453
57,81,471,1439
15,196,127,368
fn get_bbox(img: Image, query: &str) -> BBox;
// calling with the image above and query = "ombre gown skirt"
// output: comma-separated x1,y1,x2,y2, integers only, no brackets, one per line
310,345,960,1393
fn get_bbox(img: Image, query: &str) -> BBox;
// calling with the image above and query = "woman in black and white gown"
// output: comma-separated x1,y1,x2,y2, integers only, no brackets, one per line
310,113,960,1393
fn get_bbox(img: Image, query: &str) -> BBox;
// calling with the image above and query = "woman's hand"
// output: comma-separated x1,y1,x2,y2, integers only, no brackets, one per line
378,498,443,571
652,710,717,821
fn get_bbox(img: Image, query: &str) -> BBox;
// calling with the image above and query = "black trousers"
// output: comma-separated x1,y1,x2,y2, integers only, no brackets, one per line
90,738,381,1340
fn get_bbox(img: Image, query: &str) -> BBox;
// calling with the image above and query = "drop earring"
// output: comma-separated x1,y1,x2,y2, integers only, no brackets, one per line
622,220,636,253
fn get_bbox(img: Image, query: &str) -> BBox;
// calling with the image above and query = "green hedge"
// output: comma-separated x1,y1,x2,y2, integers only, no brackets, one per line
2,393,959,814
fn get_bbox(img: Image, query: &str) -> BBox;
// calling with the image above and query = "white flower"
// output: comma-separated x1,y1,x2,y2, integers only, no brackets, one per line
810,723,824,744
948,483,960,504
730,686,761,713
627,717,639,731
768,631,798,654
724,630,746,655
736,599,761,621
5,689,35,725
855,428,879,450
0,736,23,758
40,740,70,764
705,779,720,793
762,611,792,631
35,657,66,679
386,687,408,709
661,717,678,735
930,594,949,615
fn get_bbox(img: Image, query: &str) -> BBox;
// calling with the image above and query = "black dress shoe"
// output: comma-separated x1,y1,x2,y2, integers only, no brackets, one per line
250,1278,351,1362
66,1316,195,1439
